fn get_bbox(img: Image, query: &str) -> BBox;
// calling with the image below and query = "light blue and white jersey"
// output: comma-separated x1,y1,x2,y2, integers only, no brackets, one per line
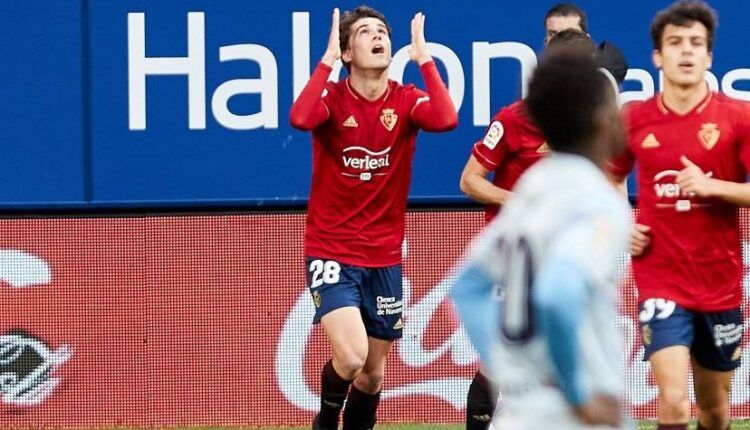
454,152,631,425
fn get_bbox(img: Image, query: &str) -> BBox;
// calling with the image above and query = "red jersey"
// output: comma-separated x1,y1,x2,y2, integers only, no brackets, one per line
472,100,548,222
610,92,750,311
290,61,457,267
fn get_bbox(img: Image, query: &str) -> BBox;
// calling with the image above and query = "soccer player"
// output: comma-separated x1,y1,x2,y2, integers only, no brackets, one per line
544,2,589,45
289,6,457,430
545,3,629,90
608,2,750,429
452,49,632,430
459,24,607,430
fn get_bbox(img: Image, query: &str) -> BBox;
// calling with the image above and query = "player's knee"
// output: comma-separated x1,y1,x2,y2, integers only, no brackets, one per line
660,387,690,416
356,368,385,393
333,354,366,380
697,402,730,428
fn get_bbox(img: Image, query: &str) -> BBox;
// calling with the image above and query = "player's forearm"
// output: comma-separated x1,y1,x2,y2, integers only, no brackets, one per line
411,61,458,131
320,51,338,68
289,63,331,130
460,173,512,206
707,179,750,207
450,263,498,367
534,259,589,407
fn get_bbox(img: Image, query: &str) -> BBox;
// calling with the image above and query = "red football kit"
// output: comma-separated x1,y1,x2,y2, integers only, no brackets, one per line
610,91,750,311
290,61,457,267
472,100,547,222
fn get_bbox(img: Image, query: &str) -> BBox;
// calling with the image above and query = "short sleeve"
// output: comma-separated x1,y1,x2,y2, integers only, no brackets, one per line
471,109,517,171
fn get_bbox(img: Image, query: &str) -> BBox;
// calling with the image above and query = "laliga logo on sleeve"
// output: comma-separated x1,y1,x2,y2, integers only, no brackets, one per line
482,121,503,150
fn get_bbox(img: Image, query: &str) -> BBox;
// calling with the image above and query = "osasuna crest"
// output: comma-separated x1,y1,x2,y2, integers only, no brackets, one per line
380,109,398,131
0,330,73,406
312,291,322,309
698,123,720,150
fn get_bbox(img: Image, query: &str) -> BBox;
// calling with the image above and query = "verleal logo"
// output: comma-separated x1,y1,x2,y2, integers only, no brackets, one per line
653,169,713,212
0,330,73,406
341,146,392,181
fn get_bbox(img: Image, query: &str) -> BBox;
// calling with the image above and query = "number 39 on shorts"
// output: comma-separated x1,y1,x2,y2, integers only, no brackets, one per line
639,298,676,322
309,259,341,288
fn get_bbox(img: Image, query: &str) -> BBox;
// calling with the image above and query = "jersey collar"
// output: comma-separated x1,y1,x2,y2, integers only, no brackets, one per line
656,86,713,117
345,78,391,104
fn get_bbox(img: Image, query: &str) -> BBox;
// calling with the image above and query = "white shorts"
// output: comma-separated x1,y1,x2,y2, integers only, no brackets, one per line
493,385,634,430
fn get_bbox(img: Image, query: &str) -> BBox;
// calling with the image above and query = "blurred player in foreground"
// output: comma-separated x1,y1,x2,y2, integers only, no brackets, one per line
452,49,632,429
608,1,750,429
289,5,457,430
460,4,628,425
459,27,598,430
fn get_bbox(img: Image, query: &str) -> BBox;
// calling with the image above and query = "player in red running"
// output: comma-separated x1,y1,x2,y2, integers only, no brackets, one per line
289,6,457,430
608,2,750,429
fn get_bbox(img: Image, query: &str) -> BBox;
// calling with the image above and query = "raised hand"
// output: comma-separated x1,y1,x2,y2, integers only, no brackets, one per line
321,8,341,67
409,12,432,65
677,155,715,198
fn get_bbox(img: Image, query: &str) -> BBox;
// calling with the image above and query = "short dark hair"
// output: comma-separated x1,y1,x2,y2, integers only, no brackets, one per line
339,5,392,72
525,51,611,154
545,3,588,33
650,0,717,51
547,28,596,55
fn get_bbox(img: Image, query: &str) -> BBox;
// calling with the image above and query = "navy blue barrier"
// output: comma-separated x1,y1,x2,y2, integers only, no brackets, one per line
1,0,749,209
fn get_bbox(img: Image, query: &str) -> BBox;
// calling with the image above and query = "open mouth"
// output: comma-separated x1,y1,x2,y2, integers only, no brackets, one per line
371,45,385,55
678,61,694,71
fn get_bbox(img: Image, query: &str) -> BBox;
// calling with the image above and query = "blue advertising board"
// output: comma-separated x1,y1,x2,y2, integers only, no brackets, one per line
1,0,749,209
0,2,84,208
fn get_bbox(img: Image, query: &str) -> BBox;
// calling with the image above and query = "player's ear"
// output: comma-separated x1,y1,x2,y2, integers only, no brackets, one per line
342,48,352,64
707,51,713,70
652,49,663,69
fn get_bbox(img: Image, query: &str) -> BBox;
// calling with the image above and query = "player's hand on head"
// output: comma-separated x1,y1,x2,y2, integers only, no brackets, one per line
322,8,341,67
409,12,431,65
573,393,622,427
677,155,715,198
630,223,651,257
